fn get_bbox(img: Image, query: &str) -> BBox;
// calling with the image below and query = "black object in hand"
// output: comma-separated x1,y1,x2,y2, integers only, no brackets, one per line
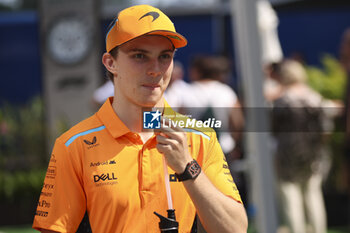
154,209,179,232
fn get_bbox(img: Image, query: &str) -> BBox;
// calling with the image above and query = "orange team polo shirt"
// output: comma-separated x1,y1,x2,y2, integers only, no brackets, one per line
33,97,242,233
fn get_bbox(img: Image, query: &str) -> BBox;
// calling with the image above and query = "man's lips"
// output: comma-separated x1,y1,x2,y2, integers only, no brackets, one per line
142,84,160,90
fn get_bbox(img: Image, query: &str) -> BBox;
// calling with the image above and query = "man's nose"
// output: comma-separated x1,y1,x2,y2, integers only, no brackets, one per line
147,59,162,78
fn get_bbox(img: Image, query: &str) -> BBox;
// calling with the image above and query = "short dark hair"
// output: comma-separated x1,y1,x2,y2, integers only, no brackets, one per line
190,55,231,82
106,47,119,82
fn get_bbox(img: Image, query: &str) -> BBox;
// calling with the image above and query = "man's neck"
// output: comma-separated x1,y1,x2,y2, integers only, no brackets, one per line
111,96,164,142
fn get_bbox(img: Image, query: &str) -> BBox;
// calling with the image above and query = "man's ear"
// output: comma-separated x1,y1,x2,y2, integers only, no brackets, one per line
102,53,117,74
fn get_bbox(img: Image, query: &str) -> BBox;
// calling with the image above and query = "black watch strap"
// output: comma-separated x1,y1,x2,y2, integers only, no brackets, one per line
175,160,201,182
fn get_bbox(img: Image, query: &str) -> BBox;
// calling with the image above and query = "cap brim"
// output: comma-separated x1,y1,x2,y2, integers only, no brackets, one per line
109,30,188,52
148,30,187,49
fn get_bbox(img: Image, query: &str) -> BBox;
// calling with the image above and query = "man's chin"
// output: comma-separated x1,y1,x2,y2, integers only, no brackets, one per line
138,97,163,108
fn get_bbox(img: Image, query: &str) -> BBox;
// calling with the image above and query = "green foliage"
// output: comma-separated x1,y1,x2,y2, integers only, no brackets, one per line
0,96,47,198
0,96,48,224
0,225,37,233
305,54,347,100
0,168,46,225
0,169,45,201
0,96,48,169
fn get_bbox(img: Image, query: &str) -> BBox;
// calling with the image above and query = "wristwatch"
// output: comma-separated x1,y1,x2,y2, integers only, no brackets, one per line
175,160,201,182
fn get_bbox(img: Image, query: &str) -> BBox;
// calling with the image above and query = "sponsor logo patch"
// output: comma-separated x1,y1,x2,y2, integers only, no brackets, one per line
84,136,100,149
43,183,54,190
139,11,160,22
90,159,116,167
40,192,53,197
84,136,97,145
37,200,51,208
93,173,118,186
35,210,48,217
46,166,56,179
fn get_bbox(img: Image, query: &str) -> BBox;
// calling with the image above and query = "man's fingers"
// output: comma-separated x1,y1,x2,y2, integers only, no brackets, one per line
156,134,179,148
159,117,187,141
160,116,186,132
156,134,177,155
156,143,171,154
159,128,184,142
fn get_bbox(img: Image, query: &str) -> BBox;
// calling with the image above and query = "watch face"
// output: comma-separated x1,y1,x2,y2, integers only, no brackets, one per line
47,17,92,65
188,160,201,177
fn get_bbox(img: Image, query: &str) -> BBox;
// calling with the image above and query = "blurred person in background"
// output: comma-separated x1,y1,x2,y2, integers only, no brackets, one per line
32,4,247,233
272,59,335,233
163,60,190,111
168,55,246,203
91,79,114,107
180,55,245,161
263,61,283,102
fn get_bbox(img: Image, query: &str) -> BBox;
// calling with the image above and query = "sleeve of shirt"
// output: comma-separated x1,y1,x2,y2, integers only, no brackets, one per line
225,86,238,108
32,138,86,232
202,131,242,203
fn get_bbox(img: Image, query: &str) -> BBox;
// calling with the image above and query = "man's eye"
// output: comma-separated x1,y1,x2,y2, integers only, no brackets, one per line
160,54,171,60
133,53,145,59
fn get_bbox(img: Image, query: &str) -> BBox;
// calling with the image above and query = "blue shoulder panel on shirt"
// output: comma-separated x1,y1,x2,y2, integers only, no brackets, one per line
65,125,106,147
183,128,211,140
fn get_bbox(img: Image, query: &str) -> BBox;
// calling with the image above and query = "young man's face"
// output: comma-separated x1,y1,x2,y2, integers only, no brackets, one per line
113,35,175,107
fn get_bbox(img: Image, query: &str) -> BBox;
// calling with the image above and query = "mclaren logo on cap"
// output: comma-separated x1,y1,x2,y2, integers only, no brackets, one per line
139,11,160,22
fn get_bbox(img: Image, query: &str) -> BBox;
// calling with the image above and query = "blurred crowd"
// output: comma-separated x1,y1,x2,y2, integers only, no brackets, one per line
92,56,343,233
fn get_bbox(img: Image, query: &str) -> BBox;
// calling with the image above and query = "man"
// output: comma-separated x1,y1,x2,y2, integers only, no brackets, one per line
33,5,247,233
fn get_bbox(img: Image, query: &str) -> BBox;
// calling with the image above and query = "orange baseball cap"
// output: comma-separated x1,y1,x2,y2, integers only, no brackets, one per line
105,5,188,52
